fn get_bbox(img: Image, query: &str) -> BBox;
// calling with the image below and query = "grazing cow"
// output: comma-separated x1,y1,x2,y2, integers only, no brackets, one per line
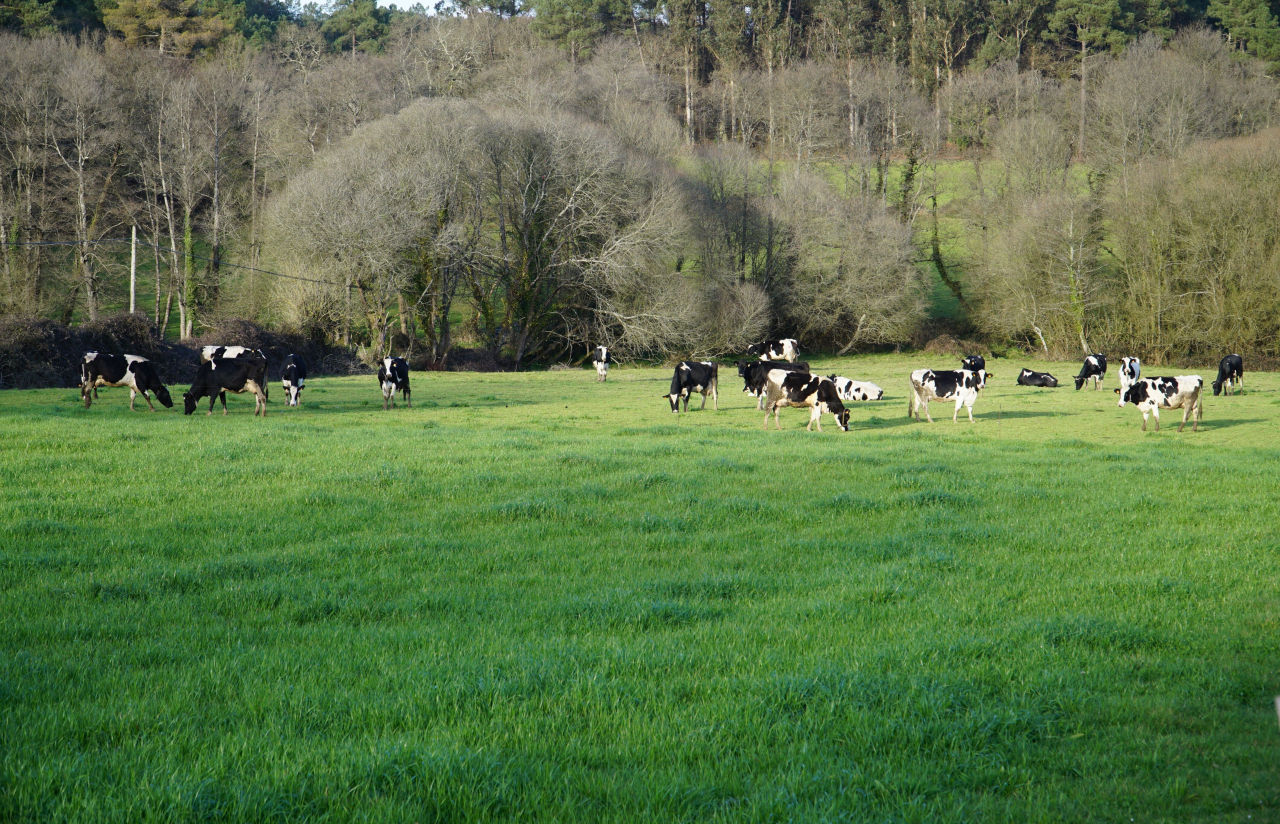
201,346,267,408
80,353,173,411
1016,368,1059,387
908,368,988,423
1074,354,1108,390
1116,356,1141,400
739,360,809,409
1213,354,1243,396
961,355,986,372
664,361,718,412
1118,376,1203,432
747,339,800,363
828,376,884,401
764,371,849,431
591,346,612,382
281,353,307,407
379,357,411,410
183,357,268,416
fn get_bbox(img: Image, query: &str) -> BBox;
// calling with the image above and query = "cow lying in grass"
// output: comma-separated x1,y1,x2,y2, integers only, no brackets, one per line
828,376,883,401
1016,368,1058,387
1117,376,1203,432
184,357,269,416
80,353,173,411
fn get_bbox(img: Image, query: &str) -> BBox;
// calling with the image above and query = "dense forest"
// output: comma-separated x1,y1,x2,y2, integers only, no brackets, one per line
1,0,1278,367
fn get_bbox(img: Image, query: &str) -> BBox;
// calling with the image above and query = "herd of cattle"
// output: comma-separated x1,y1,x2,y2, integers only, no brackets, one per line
76,338,1246,433
635,339,1246,433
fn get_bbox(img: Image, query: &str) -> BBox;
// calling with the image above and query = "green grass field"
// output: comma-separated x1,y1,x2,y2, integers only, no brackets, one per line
2,354,1277,822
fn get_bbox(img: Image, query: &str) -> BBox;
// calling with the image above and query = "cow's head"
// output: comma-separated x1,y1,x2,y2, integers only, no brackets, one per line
961,355,984,372
663,391,684,412
1074,375,1086,390
285,378,302,406
154,385,174,408
1117,385,1143,407
1212,379,1224,396
182,392,197,415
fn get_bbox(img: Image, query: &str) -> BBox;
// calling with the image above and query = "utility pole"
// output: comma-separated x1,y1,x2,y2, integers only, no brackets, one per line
130,225,137,314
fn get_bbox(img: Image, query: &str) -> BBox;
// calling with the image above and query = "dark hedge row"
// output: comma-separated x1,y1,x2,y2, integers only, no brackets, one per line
0,314,365,390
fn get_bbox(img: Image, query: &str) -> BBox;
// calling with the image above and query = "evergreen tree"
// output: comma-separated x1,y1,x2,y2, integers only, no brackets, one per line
1045,0,1128,158
0,0,57,34
1208,0,1280,69
321,0,391,55
529,0,629,66
103,0,234,55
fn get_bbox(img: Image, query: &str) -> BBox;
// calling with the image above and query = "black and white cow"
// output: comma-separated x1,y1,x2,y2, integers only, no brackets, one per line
183,357,268,416
80,353,173,411
200,346,267,407
200,345,265,364
1118,375,1203,432
908,368,988,423
1016,368,1058,387
591,346,612,382
764,371,849,431
282,353,307,407
1213,354,1243,396
961,355,986,372
664,361,718,412
747,339,800,363
827,376,883,401
1074,354,1108,390
379,357,411,410
739,360,809,409
1117,357,1141,404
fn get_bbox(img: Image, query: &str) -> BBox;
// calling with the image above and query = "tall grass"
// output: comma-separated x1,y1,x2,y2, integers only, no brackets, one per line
2,355,1276,821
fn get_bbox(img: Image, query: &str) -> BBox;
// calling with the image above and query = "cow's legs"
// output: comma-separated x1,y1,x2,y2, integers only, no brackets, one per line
1178,403,1189,433
82,386,92,409
907,383,916,419
405,388,411,408
142,391,156,412
207,395,216,416
953,396,963,423
711,381,718,411
1151,407,1160,431
810,406,822,432
221,392,229,415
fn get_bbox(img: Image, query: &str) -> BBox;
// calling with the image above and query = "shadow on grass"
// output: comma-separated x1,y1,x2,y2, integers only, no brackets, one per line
1198,418,1266,430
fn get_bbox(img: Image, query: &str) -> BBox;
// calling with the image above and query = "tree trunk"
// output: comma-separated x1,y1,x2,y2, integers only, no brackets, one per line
1078,39,1087,161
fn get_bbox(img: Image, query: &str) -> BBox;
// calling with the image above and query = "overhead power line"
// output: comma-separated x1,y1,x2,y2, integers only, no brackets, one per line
0,238,334,285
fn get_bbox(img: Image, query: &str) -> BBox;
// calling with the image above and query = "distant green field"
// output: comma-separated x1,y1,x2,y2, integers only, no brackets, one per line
2,355,1277,822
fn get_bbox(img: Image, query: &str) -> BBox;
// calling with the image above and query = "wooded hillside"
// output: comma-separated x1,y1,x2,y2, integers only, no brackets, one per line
1,2,1278,366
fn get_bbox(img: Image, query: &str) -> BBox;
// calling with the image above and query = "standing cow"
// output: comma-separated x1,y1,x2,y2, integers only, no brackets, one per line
1118,376,1203,432
1074,354,1108,390
747,339,800,363
379,357,411,410
80,353,173,411
764,371,850,431
739,360,809,409
183,357,269,416
282,353,307,406
591,346,612,382
664,361,718,412
908,368,988,423
1213,354,1243,396
1117,357,1141,405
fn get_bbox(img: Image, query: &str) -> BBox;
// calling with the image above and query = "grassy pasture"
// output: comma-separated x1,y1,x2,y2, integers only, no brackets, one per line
1,354,1277,822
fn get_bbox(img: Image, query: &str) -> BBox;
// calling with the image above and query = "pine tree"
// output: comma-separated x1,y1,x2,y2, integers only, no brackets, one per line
1208,0,1280,70
1045,0,1129,159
